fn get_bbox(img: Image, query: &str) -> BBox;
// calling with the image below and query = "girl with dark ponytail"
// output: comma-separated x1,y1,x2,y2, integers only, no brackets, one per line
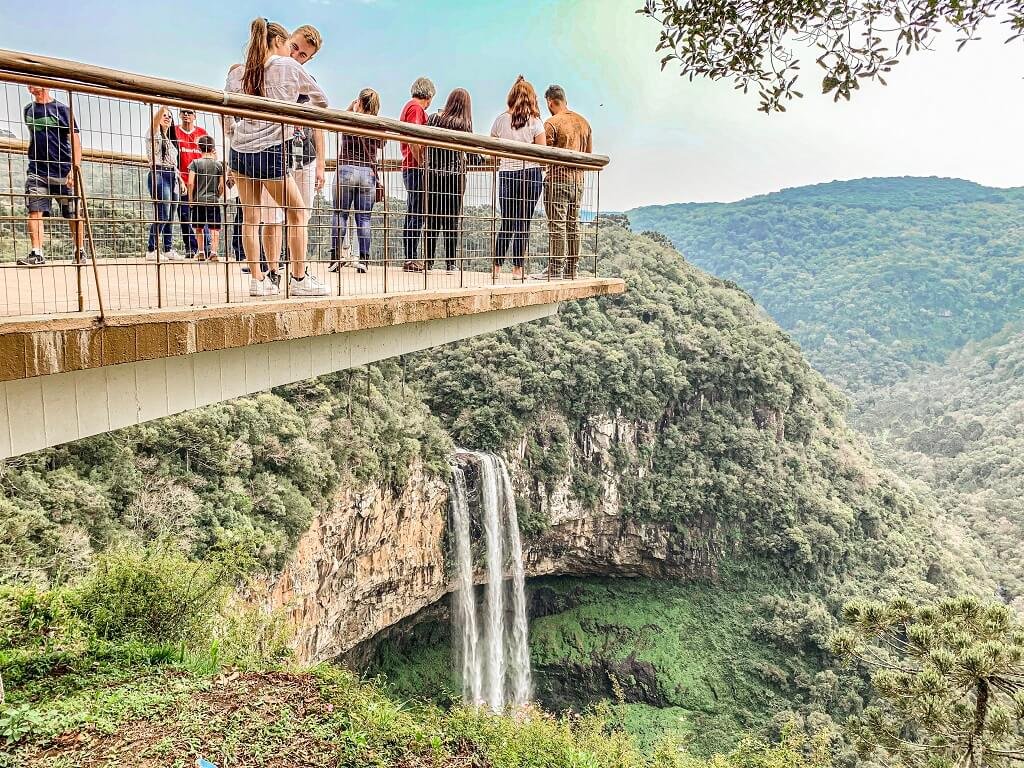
224,18,330,297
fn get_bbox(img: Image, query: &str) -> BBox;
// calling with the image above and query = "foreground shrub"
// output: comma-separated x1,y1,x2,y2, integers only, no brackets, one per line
65,544,230,647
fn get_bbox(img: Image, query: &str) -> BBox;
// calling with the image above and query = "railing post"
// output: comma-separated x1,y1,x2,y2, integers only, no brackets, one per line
422,144,430,291
148,102,163,309
220,113,231,304
74,165,105,321
490,155,497,284
593,171,600,278
381,142,389,296
67,88,84,312
458,158,465,289
281,119,289,297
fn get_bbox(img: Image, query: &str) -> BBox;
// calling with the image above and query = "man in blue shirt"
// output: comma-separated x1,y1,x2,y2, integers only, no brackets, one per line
19,85,84,267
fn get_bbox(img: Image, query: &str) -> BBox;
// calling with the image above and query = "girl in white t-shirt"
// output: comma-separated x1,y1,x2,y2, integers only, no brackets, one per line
489,76,546,281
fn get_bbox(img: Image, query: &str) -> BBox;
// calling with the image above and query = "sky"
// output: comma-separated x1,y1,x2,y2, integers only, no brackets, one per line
1,0,1022,210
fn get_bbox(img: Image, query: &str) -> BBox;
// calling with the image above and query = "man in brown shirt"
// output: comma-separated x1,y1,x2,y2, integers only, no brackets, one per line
539,85,592,279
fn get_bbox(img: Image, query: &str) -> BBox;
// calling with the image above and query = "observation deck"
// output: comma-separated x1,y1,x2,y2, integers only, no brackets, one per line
0,50,623,459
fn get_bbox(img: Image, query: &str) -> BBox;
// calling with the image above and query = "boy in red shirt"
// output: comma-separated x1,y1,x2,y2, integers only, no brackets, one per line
400,77,434,271
172,108,207,257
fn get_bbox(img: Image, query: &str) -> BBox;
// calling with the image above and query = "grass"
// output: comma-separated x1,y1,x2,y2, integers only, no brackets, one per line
372,571,829,758
1,646,656,768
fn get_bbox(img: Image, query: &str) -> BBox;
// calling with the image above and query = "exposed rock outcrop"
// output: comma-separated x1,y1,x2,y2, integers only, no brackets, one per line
264,416,720,664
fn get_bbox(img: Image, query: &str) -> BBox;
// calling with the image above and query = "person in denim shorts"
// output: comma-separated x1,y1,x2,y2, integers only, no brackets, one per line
225,18,329,298
19,86,84,267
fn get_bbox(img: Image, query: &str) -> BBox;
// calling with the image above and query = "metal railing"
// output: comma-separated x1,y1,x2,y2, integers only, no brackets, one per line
0,49,608,320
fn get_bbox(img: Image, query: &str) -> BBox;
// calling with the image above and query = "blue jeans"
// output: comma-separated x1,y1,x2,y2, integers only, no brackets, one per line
178,192,201,255
147,168,177,253
495,166,543,268
334,164,375,259
402,167,425,261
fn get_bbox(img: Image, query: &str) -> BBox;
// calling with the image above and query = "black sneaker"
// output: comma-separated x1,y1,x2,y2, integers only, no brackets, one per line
328,261,340,273
267,270,281,288
17,251,46,267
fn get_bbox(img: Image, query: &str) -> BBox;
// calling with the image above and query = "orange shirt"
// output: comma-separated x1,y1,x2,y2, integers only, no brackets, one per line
544,110,591,182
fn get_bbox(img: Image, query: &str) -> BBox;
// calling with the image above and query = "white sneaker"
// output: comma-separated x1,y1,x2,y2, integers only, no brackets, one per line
250,277,280,297
146,249,158,260
164,249,184,261
353,261,367,274
289,271,330,297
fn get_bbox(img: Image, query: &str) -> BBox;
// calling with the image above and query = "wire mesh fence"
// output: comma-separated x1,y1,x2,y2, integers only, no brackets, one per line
0,62,604,319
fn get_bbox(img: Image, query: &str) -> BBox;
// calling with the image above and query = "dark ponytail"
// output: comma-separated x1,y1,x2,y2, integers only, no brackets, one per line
242,18,288,96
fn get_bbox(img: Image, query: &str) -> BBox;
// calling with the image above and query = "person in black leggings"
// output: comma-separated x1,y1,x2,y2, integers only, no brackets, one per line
424,88,474,273
489,76,546,281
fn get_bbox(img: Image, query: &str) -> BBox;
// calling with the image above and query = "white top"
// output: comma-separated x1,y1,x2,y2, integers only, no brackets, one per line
489,112,545,171
224,56,328,153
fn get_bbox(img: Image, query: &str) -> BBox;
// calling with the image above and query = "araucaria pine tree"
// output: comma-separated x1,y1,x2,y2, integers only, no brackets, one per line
832,596,1024,767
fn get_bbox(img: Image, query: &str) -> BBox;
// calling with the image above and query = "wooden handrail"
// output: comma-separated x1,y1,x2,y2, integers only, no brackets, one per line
0,48,608,171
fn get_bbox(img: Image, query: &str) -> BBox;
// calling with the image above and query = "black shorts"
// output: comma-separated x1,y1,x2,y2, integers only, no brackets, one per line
190,203,223,229
26,174,77,218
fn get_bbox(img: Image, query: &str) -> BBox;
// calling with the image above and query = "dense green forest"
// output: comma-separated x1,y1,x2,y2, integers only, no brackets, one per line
854,324,1024,606
630,176,1024,612
630,177,1024,391
0,223,1005,763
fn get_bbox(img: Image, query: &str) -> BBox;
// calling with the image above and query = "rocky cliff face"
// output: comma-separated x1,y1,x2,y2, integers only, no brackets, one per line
264,415,720,665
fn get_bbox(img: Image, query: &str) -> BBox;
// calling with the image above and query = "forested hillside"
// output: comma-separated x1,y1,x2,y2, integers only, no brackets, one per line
630,177,1024,391
630,177,1024,614
2,225,997,763
855,324,1024,606
375,226,997,761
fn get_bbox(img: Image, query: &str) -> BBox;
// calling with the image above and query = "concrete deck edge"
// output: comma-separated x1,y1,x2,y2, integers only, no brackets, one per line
0,277,625,382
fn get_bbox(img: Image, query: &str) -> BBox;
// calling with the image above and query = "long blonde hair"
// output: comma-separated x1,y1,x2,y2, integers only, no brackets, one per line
242,18,289,96
506,75,540,130
349,88,381,116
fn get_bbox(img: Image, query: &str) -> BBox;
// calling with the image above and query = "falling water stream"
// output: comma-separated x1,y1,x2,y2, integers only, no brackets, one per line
450,451,532,711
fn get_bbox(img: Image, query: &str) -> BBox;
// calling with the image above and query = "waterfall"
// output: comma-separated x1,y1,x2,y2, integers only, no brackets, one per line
449,465,482,704
479,453,507,711
498,458,532,708
449,451,532,711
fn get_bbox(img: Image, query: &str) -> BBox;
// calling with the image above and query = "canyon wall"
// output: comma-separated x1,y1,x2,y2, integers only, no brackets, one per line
264,416,721,664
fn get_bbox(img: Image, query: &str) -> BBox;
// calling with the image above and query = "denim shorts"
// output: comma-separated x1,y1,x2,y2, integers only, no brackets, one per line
229,144,285,180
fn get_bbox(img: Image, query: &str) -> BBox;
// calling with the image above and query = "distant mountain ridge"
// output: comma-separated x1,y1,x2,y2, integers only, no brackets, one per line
638,176,1021,214
630,176,1024,390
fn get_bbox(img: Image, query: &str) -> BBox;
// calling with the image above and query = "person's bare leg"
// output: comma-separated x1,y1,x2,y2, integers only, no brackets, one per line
210,229,221,257
264,176,308,279
236,177,264,279
69,218,84,251
262,222,281,274
28,211,43,250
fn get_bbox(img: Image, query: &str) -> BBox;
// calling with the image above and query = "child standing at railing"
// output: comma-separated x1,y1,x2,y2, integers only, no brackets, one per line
187,135,225,261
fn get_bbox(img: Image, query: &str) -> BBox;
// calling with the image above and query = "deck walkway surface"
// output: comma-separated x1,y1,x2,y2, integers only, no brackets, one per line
0,258,591,318
0,258,624,384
